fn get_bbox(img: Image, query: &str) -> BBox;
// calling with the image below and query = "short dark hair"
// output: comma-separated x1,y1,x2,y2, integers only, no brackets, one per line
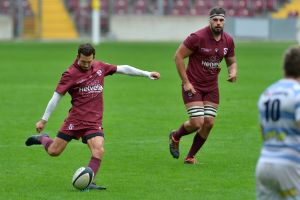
209,7,226,17
284,45,300,78
78,43,95,57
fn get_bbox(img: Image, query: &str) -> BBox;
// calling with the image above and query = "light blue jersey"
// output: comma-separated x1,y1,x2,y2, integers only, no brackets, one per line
258,79,300,166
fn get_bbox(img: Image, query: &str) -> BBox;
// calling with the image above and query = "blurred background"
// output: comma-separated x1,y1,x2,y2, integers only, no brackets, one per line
0,0,299,42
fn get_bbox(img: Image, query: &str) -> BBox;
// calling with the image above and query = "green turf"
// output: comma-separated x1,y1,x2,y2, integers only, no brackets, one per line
0,41,295,199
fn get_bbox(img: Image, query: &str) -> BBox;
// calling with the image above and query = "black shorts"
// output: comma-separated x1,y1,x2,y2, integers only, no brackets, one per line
57,131,104,144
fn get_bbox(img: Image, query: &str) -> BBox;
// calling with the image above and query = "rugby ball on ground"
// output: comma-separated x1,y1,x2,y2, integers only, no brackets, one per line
72,167,94,190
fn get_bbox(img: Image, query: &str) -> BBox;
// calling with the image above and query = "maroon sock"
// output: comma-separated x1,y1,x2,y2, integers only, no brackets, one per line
187,133,206,158
173,124,193,141
40,136,53,150
88,156,101,176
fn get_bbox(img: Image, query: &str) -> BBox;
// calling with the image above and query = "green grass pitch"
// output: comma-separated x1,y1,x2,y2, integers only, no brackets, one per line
0,41,294,199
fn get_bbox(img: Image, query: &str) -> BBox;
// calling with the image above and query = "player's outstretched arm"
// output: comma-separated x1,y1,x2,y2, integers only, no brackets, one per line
116,65,160,80
36,92,63,133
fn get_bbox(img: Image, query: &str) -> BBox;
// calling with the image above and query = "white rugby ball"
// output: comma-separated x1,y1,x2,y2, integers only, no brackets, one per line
72,167,94,190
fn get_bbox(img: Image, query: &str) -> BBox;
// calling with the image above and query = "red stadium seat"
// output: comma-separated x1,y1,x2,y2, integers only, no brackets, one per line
253,0,264,14
171,0,190,15
223,0,234,10
236,8,254,17
0,0,10,14
190,0,220,16
114,0,128,15
266,0,277,11
235,0,248,9
133,0,148,14
227,8,236,17
100,0,109,15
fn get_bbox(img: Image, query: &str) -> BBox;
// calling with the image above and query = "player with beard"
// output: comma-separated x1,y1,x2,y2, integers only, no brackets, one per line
169,7,238,164
25,43,160,190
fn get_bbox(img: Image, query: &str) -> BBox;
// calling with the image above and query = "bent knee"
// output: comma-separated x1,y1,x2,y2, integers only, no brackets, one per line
204,117,215,129
47,148,62,157
190,117,204,129
92,147,104,159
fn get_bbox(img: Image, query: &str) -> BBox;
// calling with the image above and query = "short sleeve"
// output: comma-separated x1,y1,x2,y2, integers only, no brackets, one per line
183,33,199,52
102,62,117,76
55,71,73,95
295,94,300,122
225,37,235,58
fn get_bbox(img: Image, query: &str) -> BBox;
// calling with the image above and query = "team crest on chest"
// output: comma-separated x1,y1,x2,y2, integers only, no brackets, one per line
96,70,102,76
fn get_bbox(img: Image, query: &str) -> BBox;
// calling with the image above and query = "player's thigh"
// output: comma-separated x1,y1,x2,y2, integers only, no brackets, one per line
184,101,204,126
203,101,218,124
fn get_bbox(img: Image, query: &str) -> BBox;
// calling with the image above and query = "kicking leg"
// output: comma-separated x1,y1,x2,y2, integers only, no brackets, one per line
25,133,69,156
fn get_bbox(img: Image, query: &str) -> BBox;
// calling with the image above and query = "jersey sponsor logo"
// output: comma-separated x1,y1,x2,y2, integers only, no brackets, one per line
201,60,220,69
79,84,103,93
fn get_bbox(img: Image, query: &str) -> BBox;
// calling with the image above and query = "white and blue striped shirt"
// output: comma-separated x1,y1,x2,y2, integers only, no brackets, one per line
258,79,300,166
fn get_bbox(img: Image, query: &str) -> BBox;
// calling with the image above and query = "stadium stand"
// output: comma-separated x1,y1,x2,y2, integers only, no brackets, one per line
0,0,33,16
36,0,78,39
0,0,292,39
64,0,293,39
272,0,300,18
133,0,148,14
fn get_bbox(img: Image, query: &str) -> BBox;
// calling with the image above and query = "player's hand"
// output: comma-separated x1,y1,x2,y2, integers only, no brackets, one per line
149,72,160,80
227,74,237,82
36,119,47,133
183,82,196,94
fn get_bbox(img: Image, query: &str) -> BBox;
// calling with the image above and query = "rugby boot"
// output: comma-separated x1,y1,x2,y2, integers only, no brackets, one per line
25,133,49,146
184,157,197,164
87,182,106,190
169,131,180,159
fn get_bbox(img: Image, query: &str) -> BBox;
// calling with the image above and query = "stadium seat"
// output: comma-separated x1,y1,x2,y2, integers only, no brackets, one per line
189,0,210,16
253,0,264,14
114,0,129,15
227,8,236,16
67,0,79,12
266,0,277,11
222,0,234,10
236,7,254,17
0,0,10,14
133,0,148,14
216,0,235,10
236,0,248,9
75,8,91,31
101,0,109,14
171,0,190,15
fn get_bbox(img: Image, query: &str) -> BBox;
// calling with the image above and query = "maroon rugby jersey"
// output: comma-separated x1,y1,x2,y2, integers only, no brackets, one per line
183,26,235,91
55,59,117,128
